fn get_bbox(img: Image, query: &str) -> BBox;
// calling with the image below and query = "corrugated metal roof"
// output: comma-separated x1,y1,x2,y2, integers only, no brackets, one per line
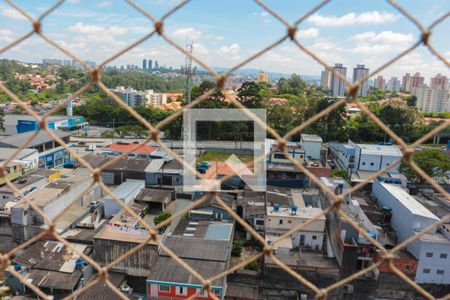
225,283,259,299
147,257,226,287
0,129,71,148
78,272,126,300
161,236,229,262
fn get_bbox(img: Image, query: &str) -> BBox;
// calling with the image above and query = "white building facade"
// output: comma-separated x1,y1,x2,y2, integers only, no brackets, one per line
413,84,449,113
300,134,323,160
372,178,450,284
331,63,347,97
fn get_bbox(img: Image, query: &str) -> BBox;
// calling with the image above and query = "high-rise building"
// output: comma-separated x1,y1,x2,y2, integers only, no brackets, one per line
257,70,269,83
352,64,369,97
430,73,449,89
142,59,147,70
374,75,385,90
148,59,153,70
402,72,424,92
154,60,159,69
320,68,332,91
386,77,401,93
414,84,449,113
330,63,347,97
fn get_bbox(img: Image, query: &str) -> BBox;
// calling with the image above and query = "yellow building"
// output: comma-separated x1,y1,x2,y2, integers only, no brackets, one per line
257,70,269,83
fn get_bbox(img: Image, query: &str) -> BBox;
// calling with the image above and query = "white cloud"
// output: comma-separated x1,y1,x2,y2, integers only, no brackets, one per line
218,43,240,56
192,43,209,55
352,31,414,44
308,11,399,26
297,28,319,39
261,12,269,17
172,27,203,40
0,29,13,42
69,22,127,36
67,0,80,3
0,8,27,20
97,1,112,8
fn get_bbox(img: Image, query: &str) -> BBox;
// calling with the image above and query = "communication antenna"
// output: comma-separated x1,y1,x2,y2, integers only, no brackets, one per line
184,42,193,104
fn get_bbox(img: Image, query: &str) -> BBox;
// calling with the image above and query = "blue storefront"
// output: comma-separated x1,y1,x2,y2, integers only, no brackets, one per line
38,146,75,169
16,116,88,133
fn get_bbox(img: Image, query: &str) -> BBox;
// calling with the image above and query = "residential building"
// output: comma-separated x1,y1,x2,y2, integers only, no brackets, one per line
147,89,168,106
111,86,167,107
372,177,450,284
189,192,236,221
265,190,325,250
0,129,75,169
386,76,401,92
402,72,424,92
142,58,147,70
413,84,449,113
103,179,145,217
328,140,403,184
266,139,305,165
331,63,347,97
147,220,234,300
374,75,385,90
112,86,148,107
0,148,39,185
352,64,369,97
5,240,93,298
430,73,449,89
257,70,269,83
300,134,323,160
320,68,332,90
93,201,159,277
10,173,95,242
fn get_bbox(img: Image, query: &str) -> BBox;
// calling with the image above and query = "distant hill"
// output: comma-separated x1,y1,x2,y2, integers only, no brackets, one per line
198,66,320,81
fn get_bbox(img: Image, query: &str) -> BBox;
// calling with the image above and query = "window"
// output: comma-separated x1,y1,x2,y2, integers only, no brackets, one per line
440,253,447,259
370,162,374,166
159,285,170,292
274,153,285,159
255,220,264,226
279,219,284,225
213,290,221,296
288,220,292,224
362,162,366,165
437,270,445,275
423,268,430,274
426,252,433,258
176,286,187,295
312,235,317,240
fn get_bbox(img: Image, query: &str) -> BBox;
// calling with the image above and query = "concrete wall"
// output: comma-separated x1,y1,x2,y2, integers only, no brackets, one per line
93,238,157,277
104,180,144,217
415,240,450,284
302,140,322,160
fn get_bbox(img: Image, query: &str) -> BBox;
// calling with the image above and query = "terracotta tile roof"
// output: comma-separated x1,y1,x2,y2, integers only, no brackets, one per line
105,143,156,154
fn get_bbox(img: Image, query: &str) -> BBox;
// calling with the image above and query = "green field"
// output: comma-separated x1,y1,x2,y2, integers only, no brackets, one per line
197,151,254,164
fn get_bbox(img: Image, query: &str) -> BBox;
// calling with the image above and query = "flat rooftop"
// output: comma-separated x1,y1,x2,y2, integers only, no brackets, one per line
358,143,403,157
380,182,438,220
103,179,144,201
301,134,323,142
267,205,325,220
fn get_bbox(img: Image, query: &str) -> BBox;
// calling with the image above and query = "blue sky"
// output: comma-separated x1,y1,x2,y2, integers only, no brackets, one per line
0,0,449,80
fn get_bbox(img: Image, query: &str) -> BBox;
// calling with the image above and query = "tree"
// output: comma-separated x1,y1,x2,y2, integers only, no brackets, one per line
277,74,306,95
237,81,263,108
231,238,244,257
153,211,172,226
400,149,450,184
330,169,348,178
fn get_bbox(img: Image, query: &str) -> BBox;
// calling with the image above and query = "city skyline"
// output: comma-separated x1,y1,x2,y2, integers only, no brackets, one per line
0,0,448,79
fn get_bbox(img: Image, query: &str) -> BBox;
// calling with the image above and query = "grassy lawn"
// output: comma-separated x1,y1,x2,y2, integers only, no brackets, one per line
197,151,254,164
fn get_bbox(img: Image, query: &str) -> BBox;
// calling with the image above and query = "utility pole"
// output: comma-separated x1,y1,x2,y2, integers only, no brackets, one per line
112,118,115,143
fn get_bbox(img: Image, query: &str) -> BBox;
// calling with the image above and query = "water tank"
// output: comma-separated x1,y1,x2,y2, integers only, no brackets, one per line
273,203,280,211
291,204,298,215
13,263,21,271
